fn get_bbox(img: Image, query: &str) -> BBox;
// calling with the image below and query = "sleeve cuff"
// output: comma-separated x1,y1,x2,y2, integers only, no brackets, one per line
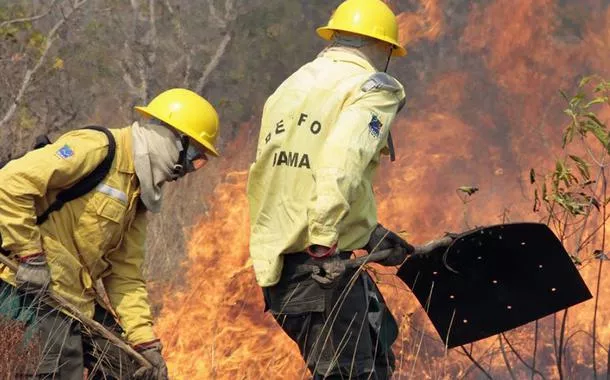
127,326,157,346
133,339,161,352
15,247,44,259
309,224,339,248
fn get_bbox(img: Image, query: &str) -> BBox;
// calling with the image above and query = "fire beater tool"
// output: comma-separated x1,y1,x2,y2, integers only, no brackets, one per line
300,223,592,348
398,222,592,348
0,254,152,369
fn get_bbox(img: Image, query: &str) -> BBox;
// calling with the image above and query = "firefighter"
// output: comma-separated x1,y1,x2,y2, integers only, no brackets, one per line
0,88,220,379
246,0,444,378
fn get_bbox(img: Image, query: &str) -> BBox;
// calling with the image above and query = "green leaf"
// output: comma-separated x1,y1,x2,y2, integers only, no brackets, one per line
568,155,591,180
584,96,609,108
563,123,576,147
553,160,578,187
594,81,610,93
570,94,584,109
591,197,601,211
579,76,594,88
457,186,479,196
586,122,610,151
570,255,583,266
553,192,586,215
585,112,607,128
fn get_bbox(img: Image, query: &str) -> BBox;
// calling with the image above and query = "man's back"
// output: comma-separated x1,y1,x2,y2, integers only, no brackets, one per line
248,47,405,286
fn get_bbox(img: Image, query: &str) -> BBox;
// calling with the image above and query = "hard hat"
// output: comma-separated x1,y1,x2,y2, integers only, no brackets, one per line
317,0,407,57
135,88,220,156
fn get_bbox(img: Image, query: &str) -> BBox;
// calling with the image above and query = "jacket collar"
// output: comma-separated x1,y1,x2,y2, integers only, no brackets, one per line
319,47,377,72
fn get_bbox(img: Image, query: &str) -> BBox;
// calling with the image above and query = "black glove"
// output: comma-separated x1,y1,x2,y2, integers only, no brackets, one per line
15,254,51,295
133,341,168,380
364,224,415,267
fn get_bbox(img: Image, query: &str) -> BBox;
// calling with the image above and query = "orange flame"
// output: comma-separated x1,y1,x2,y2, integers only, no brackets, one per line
157,0,610,378
395,0,443,45
155,171,306,379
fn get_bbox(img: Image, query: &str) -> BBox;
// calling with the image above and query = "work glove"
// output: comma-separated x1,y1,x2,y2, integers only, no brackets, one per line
15,254,51,295
364,224,415,267
133,341,169,380
310,256,347,287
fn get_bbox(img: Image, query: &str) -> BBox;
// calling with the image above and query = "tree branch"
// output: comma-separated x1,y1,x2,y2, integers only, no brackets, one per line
0,0,58,29
206,0,227,28
0,0,90,129
460,346,494,379
502,333,547,380
223,0,236,22
118,29,143,100
160,0,193,87
498,334,517,380
143,0,157,101
195,33,231,93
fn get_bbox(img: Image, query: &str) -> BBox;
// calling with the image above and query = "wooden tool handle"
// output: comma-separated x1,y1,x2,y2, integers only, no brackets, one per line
0,254,152,369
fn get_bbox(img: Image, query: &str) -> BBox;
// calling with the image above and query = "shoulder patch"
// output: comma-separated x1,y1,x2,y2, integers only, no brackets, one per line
368,114,383,138
361,72,402,93
56,144,74,159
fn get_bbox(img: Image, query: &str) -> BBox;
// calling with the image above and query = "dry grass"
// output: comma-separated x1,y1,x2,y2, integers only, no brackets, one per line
0,317,41,377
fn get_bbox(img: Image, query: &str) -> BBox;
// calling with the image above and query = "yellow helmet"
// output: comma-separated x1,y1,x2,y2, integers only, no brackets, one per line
317,0,407,57
135,88,220,156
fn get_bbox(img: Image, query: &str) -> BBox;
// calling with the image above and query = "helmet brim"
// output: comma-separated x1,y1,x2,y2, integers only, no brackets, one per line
316,27,407,57
135,106,220,157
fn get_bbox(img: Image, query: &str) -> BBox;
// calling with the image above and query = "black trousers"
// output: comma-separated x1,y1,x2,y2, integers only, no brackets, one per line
263,253,398,379
0,281,135,379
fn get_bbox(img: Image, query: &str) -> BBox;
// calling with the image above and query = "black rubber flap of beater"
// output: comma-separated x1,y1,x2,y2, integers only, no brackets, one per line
396,223,592,348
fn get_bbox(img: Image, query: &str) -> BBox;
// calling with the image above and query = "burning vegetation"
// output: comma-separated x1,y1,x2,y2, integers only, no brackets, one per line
155,0,610,379
0,0,608,378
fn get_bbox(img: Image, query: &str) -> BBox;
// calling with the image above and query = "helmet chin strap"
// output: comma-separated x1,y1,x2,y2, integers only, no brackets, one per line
384,46,396,162
383,46,392,73
171,135,190,180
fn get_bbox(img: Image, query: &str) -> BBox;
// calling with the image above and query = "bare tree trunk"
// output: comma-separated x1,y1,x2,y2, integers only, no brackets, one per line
195,33,231,93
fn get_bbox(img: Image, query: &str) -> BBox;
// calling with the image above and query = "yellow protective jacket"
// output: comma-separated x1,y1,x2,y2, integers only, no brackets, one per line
0,127,156,345
247,48,406,286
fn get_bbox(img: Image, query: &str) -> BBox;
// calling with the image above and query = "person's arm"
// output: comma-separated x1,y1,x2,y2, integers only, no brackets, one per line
308,74,405,247
0,131,108,258
103,209,157,345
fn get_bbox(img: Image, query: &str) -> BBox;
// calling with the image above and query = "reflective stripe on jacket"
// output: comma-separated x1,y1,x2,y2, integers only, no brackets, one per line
0,127,156,345
247,48,406,286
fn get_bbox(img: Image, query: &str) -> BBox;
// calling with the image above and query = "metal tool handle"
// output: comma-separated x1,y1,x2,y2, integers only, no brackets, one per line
348,235,454,268
345,248,394,269
0,254,152,369
413,236,454,256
